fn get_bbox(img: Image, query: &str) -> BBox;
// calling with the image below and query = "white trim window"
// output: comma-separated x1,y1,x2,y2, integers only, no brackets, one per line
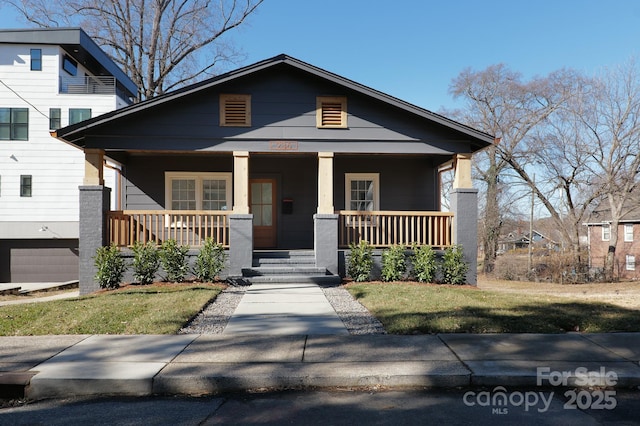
602,224,610,241
345,173,379,211
624,224,634,242
165,172,232,211
626,254,636,271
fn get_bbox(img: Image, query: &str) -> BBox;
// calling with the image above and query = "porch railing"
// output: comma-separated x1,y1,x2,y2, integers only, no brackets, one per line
106,210,230,248
338,210,453,248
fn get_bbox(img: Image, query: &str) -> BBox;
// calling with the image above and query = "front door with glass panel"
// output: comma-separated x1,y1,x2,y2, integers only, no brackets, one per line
250,179,277,248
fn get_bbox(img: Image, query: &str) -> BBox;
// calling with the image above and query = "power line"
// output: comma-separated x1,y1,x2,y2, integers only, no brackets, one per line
0,78,50,119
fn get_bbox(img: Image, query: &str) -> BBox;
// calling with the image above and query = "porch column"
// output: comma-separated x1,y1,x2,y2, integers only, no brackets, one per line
315,152,338,275
451,153,478,285
229,151,252,276
317,152,334,214
84,149,104,185
79,184,111,295
453,153,472,189
233,151,250,214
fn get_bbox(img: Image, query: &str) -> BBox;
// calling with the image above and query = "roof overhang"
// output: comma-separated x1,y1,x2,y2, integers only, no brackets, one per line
0,27,137,96
54,53,495,151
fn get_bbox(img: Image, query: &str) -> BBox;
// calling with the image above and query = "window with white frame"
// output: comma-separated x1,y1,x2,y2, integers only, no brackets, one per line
345,173,379,211
602,224,610,241
624,224,634,242
626,254,636,271
165,172,231,211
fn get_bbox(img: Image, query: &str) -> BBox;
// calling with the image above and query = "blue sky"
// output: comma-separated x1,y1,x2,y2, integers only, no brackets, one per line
2,0,639,112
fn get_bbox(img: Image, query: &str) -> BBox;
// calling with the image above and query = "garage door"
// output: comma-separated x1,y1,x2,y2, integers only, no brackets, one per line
2,240,79,282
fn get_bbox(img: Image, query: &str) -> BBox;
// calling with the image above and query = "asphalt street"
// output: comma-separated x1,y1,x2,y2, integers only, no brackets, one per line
2,388,639,425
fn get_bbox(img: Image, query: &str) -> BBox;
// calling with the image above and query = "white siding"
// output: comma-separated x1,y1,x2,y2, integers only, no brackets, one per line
0,44,124,238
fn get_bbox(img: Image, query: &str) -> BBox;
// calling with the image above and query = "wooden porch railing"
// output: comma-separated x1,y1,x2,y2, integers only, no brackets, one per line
106,210,230,248
338,210,453,248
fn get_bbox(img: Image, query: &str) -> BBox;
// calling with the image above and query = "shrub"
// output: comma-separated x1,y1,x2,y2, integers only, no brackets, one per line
381,245,406,282
348,240,373,282
131,241,160,284
94,244,126,289
411,244,437,283
159,239,190,282
193,238,226,282
442,245,469,285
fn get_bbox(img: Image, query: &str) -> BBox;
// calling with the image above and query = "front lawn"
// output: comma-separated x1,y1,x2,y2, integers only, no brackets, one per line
346,282,640,334
0,283,223,335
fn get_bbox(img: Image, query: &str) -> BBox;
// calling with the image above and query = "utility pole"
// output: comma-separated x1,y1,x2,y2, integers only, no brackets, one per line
528,175,535,275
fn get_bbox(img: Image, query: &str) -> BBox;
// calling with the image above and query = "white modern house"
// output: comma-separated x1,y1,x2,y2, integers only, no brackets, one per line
0,28,137,282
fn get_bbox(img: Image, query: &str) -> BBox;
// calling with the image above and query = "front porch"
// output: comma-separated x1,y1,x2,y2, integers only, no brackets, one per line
76,150,476,294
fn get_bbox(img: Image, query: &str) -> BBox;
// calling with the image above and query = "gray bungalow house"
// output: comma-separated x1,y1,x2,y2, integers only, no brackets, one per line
54,54,493,294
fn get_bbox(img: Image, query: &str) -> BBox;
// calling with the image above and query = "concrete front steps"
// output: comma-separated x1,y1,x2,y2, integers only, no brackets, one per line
242,250,341,285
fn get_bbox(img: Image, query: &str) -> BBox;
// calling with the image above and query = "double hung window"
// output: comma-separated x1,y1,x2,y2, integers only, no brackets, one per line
345,173,379,212
165,172,232,211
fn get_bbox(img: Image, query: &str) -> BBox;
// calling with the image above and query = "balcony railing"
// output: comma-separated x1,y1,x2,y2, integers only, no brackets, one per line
107,210,230,248
60,75,116,95
338,210,453,248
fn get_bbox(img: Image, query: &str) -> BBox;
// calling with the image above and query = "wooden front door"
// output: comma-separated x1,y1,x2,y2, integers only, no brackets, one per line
250,179,277,248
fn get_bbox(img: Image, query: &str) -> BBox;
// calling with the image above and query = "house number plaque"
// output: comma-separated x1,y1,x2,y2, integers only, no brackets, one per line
269,140,299,151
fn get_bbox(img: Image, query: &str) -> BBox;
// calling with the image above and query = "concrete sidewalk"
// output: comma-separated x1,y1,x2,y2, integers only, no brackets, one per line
1,333,640,400
223,282,349,335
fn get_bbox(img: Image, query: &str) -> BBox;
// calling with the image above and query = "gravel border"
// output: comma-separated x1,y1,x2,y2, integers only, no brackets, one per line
179,284,385,335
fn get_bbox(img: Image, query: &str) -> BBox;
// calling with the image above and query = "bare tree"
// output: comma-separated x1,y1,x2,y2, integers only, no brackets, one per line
527,82,601,268
9,0,263,100
575,60,640,279
446,64,573,273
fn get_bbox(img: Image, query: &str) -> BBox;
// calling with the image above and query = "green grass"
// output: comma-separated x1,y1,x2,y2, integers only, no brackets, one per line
346,283,640,334
0,283,223,336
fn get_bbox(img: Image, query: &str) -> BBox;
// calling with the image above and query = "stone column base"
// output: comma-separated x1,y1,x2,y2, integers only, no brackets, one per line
314,214,339,276
229,214,253,276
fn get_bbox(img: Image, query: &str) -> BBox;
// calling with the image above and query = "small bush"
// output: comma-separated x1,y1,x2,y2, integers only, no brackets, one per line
348,240,374,282
411,244,437,283
131,241,160,284
442,245,469,285
381,245,406,282
94,244,126,289
160,239,190,282
193,238,226,282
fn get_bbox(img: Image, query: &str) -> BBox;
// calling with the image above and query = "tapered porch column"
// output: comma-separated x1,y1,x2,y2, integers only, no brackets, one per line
451,153,478,285
317,152,334,214
229,151,253,276
315,152,338,275
84,148,104,185
233,151,250,214
79,149,110,294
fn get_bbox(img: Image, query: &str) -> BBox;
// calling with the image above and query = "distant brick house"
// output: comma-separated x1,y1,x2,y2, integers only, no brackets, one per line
584,204,640,280
53,54,493,294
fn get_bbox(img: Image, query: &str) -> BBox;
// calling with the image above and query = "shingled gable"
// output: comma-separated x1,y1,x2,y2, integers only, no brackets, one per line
54,53,494,150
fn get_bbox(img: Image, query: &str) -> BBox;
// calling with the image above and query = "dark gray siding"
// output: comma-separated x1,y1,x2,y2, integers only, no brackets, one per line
123,154,233,209
0,239,79,282
334,155,440,211
85,66,478,155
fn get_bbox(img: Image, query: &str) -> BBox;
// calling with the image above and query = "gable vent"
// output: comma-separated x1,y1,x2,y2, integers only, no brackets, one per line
220,94,251,127
317,96,347,128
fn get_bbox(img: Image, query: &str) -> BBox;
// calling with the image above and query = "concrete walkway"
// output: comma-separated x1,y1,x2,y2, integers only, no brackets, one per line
1,333,640,400
223,282,349,335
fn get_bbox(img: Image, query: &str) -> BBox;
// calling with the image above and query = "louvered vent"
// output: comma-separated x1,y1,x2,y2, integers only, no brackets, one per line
220,94,251,126
321,102,343,126
317,96,347,128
